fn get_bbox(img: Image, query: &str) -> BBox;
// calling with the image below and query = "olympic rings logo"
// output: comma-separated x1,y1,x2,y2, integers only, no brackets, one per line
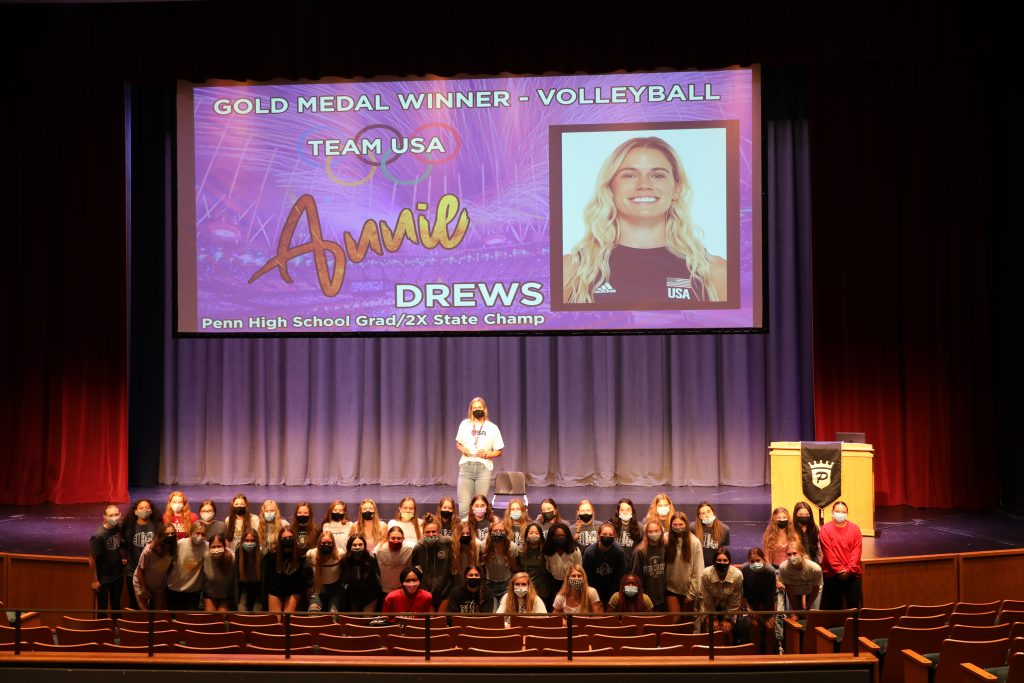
312,123,462,188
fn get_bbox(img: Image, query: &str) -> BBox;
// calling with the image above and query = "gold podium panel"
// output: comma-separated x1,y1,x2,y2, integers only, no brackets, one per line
769,441,875,537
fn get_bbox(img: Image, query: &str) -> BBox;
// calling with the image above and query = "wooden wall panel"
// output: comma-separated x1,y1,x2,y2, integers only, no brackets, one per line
0,554,8,606
958,550,1024,602
862,554,958,607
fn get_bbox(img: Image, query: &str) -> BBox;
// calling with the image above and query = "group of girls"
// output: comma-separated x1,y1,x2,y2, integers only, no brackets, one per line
99,489,859,646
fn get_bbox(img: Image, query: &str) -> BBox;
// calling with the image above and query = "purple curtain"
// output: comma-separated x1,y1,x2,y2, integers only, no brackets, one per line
161,116,813,489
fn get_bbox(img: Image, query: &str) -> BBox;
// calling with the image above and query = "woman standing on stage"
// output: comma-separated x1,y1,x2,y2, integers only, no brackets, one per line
818,501,863,609
321,499,353,549
355,499,388,550
455,396,504,520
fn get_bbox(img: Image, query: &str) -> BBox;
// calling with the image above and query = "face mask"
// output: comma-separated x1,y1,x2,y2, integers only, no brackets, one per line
331,512,344,522
656,505,670,517
350,547,364,556
715,562,730,575
171,502,184,514
702,515,716,525
599,536,614,547
578,513,593,523
440,510,453,520
191,535,205,547
796,515,811,525
619,513,632,522
296,515,310,525
163,538,177,552
789,555,804,568
647,532,662,543
527,535,541,545
553,535,567,547
361,511,375,521
403,580,420,593
200,511,215,523
542,511,555,521
833,512,848,524
472,409,485,419
388,541,403,551
624,585,639,597
510,510,522,521
279,538,294,551
671,527,686,537
465,577,481,589
490,533,506,543
513,586,528,598
106,515,121,526
776,519,789,529
460,535,472,545
233,506,247,517
264,511,277,522
568,577,584,590
472,508,487,519
319,544,334,556
210,547,225,556
136,510,151,521
424,535,438,545
242,541,257,552
750,561,765,570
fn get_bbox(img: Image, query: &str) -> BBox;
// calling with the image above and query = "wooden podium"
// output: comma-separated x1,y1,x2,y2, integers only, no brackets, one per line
769,441,876,537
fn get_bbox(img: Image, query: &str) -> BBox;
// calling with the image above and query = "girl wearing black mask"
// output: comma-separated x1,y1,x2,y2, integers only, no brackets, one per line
321,499,352,549
291,501,319,552
308,530,343,612
518,522,555,610
442,564,494,613
543,521,582,588
435,496,458,537
355,498,387,549
339,533,381,612
262,528,305,617
573,499,599,550
450,520,481,578
792,501,821,563
535,498,562,536
226,493,259,551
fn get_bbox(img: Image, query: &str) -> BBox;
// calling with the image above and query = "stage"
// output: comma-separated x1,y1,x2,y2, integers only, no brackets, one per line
2,484,1021,559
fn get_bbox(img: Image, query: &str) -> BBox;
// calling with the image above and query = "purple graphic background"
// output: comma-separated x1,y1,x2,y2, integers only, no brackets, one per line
182,70,758,333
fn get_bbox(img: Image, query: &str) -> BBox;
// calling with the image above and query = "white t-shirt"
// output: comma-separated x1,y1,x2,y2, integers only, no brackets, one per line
456,419,504,471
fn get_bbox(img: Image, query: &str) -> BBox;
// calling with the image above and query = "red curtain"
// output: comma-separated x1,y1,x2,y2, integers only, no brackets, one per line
810,63,995,509
0,84,129,504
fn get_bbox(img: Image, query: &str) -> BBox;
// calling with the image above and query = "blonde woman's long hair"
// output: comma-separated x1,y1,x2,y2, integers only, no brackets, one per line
501,571,541,614
564,136,716,303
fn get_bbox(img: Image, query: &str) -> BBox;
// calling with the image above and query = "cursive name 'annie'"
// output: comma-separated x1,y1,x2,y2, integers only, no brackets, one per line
248,193,470,297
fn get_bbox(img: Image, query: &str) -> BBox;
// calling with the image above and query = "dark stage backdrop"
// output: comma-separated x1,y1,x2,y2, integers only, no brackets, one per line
1,5,1007,509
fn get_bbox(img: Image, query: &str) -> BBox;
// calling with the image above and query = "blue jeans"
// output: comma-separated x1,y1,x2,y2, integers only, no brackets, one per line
458,461,492,520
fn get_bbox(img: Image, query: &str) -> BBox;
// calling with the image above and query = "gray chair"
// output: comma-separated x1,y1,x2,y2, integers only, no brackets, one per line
491,471,527,511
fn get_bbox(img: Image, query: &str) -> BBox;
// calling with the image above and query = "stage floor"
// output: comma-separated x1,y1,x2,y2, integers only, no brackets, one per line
1,484,1022,559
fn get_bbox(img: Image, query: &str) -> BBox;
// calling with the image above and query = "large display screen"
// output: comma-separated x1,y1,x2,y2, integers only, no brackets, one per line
176,68,762,335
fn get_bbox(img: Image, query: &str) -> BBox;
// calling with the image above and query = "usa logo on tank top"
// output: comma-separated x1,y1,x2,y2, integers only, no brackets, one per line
666,277,693,300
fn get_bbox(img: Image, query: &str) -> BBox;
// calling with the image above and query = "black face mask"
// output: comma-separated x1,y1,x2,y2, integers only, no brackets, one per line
578,513,593,523
232,506,247,517
361,511,374,521
672,527,686,536
776,520,789,529
296,515,310,525
796,515,811,525
553,535,567,547
472,409,485,419
440,510,453,520
599,536,614,548
459,535,472,545
280,539,295,551
491,533,507,543
331,512,344,522
542,511,555,521
163,537,177,552
349,548,364,556
319,544,334,555
465,577,482,589
715,563,730,575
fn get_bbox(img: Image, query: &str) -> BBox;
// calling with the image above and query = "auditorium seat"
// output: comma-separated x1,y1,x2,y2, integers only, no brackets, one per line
97,642,171,653
571,615,618,627
813,616,896,653
510,615,562,628
906,603,955,618
179,628,247,648
341,623,402,637
960,649,1023,683
61,616,114,630
336,615,381,626
171,642,245,654
227,613,278,627
620,614,674,627
949,611,999,627
465,647,540,656
0,624,54,648
582,624,639,637
246,644,316,655
660,630,725,654
450,615,505,629
642,621,695,638
287,622,345,639
784,609,855,654
289,614,335,626
230,621,285,636
999,611,1024,626
619,644,690,656
395,615,448,628
390,646,462,657
117,617,171,631
861,606,907,620
31,641,103,652
317,632,385,651
318,646,389,656
456,632,523,652
956,600,1003,614
951,623,1012,641
385,633,455,652
401,625,461,637
540,646,615,657
461,625,522,637
870,625,949,683
691,642,758,656
116,627,181,647
902,637,1009,683
248,631,314,650
54,626,116,645
178,612,224,624
171,619,226,633
897,614,950,629
523,633,591,652
525,624,581,637
589,632,657,653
